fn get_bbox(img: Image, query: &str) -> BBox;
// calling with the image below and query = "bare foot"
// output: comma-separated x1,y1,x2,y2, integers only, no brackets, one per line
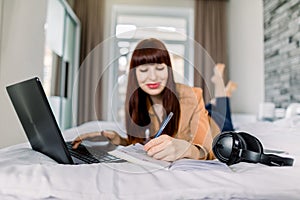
211,63,226,98
225,81,238,97
214,63,225,77
211,63,225,84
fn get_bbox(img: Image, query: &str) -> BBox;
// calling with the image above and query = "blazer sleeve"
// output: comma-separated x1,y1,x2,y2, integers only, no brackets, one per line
190,87,220,160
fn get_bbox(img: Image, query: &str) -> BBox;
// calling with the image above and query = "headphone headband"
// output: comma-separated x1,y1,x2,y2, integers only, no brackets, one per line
212,131,294,167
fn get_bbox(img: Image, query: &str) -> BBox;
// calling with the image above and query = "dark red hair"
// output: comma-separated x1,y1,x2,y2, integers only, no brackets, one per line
125,38,181,144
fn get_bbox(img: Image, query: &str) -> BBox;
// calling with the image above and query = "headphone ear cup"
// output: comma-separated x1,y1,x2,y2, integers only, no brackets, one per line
212,132,232,163
213,132,240,164
213,132,244,165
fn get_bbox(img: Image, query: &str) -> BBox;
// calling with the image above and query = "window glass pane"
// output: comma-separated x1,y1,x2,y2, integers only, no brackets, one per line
116,15,186,41
64,16,75,62
45,0,65,56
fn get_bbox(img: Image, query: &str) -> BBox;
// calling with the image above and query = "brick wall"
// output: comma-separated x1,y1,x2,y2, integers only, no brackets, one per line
264,0,300,108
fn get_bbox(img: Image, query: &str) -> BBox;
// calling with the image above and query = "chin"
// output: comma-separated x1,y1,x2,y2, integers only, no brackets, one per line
146,89,164,96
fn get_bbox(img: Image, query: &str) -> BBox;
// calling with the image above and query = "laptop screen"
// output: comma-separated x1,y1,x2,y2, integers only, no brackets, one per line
6,77,73,164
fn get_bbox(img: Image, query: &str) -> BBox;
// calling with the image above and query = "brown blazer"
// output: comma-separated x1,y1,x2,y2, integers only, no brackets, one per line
147,83,220,160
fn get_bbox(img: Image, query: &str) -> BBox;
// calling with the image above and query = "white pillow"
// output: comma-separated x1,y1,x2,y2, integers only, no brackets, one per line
285,103,300,118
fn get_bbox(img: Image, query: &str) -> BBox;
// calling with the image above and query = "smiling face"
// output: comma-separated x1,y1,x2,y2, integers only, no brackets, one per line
135,63,168,97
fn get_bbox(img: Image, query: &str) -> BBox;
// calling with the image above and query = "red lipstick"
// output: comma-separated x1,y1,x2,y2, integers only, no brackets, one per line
146,83,160,89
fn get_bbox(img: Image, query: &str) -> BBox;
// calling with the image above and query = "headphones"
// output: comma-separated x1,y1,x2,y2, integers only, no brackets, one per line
212,131,294,166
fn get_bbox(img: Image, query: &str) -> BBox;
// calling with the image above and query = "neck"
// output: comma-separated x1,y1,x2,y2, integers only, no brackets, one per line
150,94,163,105
150,95,164,122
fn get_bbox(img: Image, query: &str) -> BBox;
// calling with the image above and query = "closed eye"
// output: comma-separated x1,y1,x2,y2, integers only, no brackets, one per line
139,68,148,72
156,66,166,71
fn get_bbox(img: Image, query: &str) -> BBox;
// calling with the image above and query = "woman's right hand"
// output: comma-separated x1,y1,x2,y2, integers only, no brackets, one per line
71,130,122,149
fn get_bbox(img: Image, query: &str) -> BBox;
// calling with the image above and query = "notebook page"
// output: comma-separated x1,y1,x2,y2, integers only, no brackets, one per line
108,143,171,169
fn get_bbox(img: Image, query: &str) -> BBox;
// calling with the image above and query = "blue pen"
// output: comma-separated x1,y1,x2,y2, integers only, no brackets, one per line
154,112,174,138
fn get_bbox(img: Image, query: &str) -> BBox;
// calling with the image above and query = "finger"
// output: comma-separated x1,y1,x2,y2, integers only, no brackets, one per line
72,140,81,149
148,141,177,161
71,132,99,148
144,138,164,151
71,136,81,144
152,150,171,161
71,135,84,146
151,144,180,162
147,139,171,157
71,133,89,144
144,135,170,151
101,130,115,140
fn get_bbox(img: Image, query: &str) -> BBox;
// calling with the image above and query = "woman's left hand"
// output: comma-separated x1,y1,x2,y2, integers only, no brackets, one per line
144,135,198,162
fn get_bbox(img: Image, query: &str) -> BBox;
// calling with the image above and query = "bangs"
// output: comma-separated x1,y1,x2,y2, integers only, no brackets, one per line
131,47,171,67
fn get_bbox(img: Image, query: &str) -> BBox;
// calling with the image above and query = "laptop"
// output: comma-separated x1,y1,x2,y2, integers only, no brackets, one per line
6,77,125,164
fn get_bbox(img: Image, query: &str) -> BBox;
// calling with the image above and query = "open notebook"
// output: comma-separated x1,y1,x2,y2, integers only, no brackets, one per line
109,143,231,171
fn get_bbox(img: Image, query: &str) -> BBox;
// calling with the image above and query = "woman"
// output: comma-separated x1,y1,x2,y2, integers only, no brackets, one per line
72,38,225,161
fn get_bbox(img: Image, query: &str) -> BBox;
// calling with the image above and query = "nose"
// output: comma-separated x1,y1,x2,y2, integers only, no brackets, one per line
148,67,157,81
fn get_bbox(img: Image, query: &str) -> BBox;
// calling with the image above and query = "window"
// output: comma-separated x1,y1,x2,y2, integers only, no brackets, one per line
43,0,80,130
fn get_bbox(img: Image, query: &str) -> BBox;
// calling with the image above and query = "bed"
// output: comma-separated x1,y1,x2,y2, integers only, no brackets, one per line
1,115,300,200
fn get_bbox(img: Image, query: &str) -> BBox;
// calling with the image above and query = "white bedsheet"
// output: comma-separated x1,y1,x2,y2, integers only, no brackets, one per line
0,120,300,200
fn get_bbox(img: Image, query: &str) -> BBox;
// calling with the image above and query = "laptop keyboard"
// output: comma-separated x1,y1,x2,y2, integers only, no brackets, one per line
66,142,124,164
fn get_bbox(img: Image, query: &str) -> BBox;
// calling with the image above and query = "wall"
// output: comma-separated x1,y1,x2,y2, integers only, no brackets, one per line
0,0,47,148
264,0,300,108
227,0,265,115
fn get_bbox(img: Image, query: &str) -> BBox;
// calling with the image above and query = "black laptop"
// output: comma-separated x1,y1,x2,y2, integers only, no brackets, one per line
6,77,124,164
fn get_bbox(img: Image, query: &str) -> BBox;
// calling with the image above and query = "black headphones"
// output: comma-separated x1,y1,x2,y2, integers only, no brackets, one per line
212,131,294,166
